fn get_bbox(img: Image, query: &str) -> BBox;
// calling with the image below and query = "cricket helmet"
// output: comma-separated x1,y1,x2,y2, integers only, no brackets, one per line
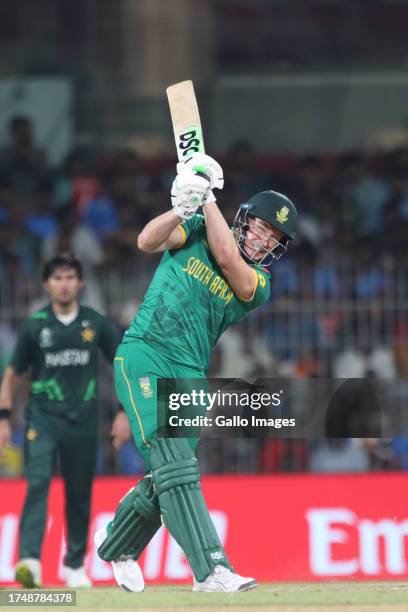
233,190,297,265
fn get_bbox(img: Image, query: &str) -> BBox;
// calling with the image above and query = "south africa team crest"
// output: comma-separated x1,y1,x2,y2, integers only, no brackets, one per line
139,376,154,398
276,205,289,224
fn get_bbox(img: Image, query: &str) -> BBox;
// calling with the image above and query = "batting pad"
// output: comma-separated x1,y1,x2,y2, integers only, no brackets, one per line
150,437,232,582
97,476,161,561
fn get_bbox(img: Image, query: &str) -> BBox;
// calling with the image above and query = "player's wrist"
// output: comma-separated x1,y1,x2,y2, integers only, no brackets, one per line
202,189,216,206
0,408,11,420
170,208,184,220
173,204,198,221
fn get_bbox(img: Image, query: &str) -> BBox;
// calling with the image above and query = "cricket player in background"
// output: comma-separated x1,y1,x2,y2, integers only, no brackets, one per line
95,154,297,592
0,255,129,588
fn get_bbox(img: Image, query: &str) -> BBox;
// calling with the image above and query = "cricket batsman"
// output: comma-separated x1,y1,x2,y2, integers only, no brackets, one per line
0,255,128,588
94,154,297,592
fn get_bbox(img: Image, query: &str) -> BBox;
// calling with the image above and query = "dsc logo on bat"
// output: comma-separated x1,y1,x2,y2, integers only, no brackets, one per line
177,129,202,158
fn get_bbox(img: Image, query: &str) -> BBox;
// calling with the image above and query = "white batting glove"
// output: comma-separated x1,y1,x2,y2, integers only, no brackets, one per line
177,153,224,190
203,189,216,204
171,169,211,220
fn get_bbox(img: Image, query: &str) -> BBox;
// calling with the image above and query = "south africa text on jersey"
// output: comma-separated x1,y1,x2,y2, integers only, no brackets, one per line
182,256,234,304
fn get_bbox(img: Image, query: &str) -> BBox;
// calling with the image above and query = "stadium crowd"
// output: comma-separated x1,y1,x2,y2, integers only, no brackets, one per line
1,116,408,476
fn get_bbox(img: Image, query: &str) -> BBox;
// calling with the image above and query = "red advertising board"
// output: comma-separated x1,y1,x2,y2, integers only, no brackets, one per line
1,473,408,586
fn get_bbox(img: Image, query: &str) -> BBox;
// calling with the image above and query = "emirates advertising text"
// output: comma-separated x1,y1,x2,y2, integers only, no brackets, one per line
2,475,408,585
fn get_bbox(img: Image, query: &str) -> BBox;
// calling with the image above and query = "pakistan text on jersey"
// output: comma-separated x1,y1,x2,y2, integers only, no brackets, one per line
45,350,91,367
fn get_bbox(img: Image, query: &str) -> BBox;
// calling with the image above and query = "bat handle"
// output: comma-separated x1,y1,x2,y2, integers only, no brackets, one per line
189,193,202,206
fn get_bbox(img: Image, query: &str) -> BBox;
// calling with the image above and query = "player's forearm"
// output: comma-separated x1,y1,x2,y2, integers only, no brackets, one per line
203,201,240,267
0,367,20,411
137,210,181,253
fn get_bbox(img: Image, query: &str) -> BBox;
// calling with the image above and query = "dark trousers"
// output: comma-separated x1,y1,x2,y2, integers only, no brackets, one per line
19,427,97,568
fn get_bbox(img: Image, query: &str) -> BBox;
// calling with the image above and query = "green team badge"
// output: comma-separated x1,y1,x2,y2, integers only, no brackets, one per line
276,205,289,224
139,376,154,398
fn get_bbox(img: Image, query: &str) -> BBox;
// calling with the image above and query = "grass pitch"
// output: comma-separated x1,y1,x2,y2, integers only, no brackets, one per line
59,582,408,611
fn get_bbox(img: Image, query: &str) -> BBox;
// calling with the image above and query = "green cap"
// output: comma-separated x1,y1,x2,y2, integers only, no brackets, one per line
244,190,297,240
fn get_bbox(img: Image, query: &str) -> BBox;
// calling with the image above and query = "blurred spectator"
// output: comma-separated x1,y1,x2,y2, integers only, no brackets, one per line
313,261,341,298
394,317,408,378
367,347,396,378
333,348,366,378
270,257,301,297
0,173,13,221
0,251,35,323
363,438,398,471
42,204,104,268
25,177,57,239
0,115,48,201
0,201,40,276
293,349,324,377
309,439,370,473
42,205,106,310
198,438,260,474
82,167,120,240
328,152,389,236
114,149,154,207
264,296,322,365
387,147,408,194
115,441,145,475
0,321,16,374
103,196,142,269
260,440,307,472
290,154,327,217
391,437,408,470
352,241,392,299
381,167,408,256
333,346,396,379
54,148,100,213
216,328,275,378
90,154,162,268
221,141,270,219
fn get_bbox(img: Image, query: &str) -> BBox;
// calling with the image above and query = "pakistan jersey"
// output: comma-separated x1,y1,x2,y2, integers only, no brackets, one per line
10,305,119,436
124,214,270,372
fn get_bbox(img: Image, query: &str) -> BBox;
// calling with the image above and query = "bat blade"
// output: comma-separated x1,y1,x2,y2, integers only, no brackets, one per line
166,80,205,162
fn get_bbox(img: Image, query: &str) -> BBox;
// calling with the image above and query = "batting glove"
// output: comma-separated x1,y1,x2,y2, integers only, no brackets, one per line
177,153,224,190
171,169,211,220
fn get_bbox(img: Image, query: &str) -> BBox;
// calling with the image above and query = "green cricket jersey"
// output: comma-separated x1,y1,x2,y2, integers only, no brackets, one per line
10,304,119,435
124,214,270,372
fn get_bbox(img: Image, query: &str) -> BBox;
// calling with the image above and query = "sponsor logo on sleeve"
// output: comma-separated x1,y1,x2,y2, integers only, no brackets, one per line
139,377,154,399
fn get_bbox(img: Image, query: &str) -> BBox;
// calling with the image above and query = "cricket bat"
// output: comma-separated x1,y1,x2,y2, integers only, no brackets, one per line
166,80,206,162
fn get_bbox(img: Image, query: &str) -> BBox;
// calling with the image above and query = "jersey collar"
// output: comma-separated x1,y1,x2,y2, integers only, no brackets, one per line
47,303,81,326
